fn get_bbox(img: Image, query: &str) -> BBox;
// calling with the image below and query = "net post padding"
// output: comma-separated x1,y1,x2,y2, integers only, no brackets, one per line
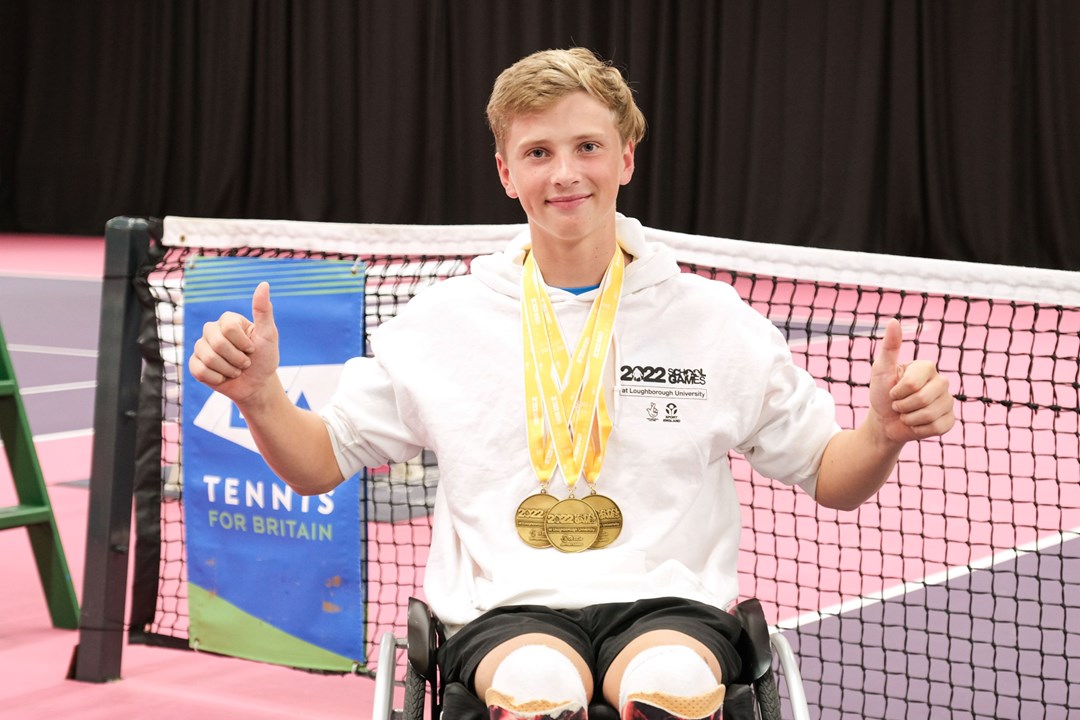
71,216,162,682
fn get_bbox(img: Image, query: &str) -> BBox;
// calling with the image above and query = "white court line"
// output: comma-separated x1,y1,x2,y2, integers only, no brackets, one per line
0,427,94,448
0,270,101,282
7,343,98,358
31,428,94,442
19,380,97,395
776,526,1080,631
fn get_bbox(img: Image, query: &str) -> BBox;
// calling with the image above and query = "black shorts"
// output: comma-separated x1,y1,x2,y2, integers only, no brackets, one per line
436,596,743,695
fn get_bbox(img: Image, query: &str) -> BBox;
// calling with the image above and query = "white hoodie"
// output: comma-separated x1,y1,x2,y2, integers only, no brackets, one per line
321,216,840,633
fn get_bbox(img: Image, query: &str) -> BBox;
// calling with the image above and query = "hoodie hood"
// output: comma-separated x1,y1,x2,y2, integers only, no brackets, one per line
470,214,682,301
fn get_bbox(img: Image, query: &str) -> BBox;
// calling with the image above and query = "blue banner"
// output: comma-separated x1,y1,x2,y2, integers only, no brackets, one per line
181,256,366,671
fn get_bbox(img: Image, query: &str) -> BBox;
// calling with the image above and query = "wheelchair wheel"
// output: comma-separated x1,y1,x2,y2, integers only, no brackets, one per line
403,661,428,720
753,666,782,720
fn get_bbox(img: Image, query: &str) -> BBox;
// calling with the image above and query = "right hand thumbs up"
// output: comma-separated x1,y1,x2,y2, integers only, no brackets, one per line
188,282,281,403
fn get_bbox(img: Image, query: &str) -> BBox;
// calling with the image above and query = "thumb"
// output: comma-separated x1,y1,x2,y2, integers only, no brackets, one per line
874,318,904,374
250,281,276,334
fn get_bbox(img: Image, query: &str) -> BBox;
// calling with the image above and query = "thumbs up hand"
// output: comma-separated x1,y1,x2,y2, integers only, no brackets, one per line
189,282,281,405
869,318,956,443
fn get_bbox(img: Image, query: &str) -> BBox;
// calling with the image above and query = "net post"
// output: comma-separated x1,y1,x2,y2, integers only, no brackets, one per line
70,216,160,682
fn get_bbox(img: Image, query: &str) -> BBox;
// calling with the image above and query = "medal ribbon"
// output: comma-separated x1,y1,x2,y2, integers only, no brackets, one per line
521,246,624,494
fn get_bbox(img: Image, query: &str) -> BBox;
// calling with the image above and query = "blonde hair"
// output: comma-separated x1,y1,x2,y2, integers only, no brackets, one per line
486,48,646,153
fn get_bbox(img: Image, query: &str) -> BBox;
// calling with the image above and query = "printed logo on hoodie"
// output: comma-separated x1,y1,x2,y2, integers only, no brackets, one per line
617,363,708,401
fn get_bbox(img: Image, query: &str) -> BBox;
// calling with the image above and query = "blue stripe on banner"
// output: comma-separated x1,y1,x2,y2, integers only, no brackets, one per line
181,256,367,667
184,257,365,304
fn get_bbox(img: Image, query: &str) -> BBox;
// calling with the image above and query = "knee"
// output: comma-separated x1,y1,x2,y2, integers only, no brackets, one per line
475,633,593,699
605,632,726,719
475,635,593,717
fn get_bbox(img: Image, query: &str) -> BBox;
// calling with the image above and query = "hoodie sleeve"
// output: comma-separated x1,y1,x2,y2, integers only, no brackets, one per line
319,353,427,479
730,303,841,497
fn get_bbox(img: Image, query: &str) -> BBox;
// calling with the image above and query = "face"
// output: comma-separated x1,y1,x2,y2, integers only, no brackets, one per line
496,91,635,254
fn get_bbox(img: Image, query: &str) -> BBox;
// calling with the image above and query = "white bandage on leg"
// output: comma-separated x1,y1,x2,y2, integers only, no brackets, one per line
485,644,588,718
618,645,725,719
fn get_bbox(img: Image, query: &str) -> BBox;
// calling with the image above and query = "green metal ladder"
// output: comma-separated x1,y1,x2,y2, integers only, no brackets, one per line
0,320,79,629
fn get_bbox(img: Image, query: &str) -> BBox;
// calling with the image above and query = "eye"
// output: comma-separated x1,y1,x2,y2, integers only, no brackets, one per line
581,141,600,153
526,148,547,159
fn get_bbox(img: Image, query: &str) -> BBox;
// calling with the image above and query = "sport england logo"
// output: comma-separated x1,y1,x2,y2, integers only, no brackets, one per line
192,364,343,453
618,364,708,401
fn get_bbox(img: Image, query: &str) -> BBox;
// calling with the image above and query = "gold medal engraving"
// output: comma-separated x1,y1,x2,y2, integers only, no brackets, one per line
544,498,600,553
516,493,559,548
583,494,623,549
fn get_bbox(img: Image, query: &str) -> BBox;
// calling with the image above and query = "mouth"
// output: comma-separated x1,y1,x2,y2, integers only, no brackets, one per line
546,194,591,209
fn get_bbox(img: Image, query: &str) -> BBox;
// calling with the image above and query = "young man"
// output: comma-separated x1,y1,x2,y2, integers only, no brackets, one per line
189,48,955,720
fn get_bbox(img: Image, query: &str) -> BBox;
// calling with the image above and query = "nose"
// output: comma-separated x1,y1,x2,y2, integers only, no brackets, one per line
551,154,580,186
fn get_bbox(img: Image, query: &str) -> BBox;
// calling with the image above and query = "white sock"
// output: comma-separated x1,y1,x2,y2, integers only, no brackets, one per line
617,645,720,710
486,644,588,712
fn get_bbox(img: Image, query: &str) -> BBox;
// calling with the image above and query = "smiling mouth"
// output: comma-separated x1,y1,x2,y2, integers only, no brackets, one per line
547,194,590,207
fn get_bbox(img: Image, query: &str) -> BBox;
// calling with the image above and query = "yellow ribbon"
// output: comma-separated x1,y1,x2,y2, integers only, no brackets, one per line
521,245,624,495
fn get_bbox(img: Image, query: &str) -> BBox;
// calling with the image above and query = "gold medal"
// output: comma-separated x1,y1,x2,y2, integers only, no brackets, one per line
516,493,559,548
583,493,623,549
544,498,600,553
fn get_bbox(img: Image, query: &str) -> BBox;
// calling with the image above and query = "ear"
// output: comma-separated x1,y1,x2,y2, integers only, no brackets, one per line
619,141,636,186
495,152,518,199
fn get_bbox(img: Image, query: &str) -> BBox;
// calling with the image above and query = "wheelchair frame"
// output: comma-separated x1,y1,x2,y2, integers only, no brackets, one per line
372,597,809,720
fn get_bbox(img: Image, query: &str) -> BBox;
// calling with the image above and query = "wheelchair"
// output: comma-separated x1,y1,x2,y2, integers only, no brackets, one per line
372,597,809,720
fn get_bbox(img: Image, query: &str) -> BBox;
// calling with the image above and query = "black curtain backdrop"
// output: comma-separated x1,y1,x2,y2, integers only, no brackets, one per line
1,1,1078,269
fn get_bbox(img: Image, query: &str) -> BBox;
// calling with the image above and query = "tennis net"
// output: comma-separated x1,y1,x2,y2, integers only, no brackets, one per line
127,216,1079,718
